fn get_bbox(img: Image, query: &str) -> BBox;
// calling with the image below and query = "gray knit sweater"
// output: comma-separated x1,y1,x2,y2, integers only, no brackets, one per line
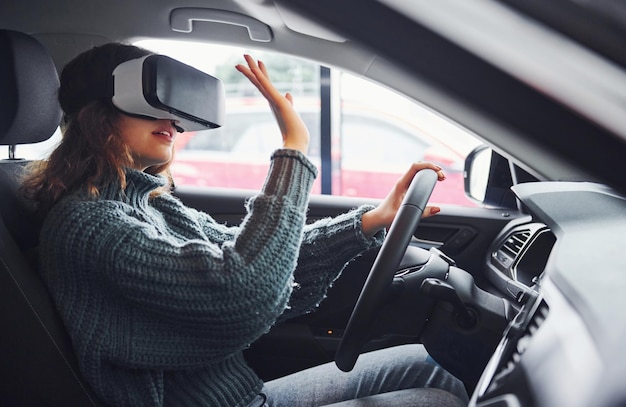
39,149,384,407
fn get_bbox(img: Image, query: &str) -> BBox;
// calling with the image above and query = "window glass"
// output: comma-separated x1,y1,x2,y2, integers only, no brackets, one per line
134,40,481,206
335,72,481,205
13,40,482,207
4,40,480,206
137,40,323,192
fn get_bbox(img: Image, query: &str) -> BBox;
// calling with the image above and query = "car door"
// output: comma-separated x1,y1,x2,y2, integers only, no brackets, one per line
172,180,520,381
140,39,523,380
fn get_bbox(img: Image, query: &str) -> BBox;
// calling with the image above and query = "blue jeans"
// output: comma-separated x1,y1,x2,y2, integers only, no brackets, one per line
248,344,468,407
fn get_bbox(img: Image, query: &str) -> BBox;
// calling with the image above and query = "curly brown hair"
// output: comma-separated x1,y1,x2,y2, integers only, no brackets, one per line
21,43,172,215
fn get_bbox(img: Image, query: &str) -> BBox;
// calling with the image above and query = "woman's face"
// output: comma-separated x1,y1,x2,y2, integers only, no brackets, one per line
117,114,179,171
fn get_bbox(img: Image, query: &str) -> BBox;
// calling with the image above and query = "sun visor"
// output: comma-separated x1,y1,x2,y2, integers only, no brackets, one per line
111,55,225,132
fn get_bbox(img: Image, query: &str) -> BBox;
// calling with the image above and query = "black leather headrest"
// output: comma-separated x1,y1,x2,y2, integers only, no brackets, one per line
0,30,62,146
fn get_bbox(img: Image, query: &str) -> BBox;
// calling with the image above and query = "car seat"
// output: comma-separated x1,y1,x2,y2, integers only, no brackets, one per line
0,29,103,406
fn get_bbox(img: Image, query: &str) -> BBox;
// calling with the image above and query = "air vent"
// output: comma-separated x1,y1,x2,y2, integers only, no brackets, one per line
492,229,532,272
501,230,531,258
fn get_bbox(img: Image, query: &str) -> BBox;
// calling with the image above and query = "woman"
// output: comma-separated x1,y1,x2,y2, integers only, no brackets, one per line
22,43,467,406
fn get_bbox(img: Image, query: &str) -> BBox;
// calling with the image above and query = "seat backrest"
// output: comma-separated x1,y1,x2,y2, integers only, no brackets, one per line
0,29,102,406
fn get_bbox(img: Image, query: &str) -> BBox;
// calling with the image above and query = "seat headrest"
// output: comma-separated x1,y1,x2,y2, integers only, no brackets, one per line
0,29,62,146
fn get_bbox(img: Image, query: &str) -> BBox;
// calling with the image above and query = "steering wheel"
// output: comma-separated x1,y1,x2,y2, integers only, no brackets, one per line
335,169,438,372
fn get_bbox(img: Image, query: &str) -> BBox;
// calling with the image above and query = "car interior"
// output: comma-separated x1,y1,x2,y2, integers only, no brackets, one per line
2,1,626,407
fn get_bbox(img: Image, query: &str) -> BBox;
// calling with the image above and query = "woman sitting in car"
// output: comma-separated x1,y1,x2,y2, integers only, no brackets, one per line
22,43,467,407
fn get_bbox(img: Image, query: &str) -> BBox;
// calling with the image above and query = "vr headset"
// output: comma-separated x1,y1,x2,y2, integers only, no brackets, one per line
76,54,225,133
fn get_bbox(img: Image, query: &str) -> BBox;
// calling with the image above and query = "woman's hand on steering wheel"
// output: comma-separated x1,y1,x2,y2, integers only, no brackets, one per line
361,162,446,238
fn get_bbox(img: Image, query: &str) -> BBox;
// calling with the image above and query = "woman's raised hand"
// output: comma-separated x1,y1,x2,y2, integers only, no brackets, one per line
235,54,310,154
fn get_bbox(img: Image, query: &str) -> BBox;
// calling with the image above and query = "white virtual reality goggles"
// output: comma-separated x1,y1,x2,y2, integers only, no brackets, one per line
73,54,225,133
112,55,225,132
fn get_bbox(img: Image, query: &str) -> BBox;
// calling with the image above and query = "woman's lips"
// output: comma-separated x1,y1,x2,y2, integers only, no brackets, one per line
152,129,174,143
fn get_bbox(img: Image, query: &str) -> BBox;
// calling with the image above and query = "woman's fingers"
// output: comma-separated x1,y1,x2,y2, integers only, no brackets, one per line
409,162,445,181
258,59,269,78
235,55,309,154
236,55,284,103
394,162,445,197
422,206,442,218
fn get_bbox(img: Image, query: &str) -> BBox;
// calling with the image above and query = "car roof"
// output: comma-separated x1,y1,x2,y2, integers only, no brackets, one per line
2,0,626,194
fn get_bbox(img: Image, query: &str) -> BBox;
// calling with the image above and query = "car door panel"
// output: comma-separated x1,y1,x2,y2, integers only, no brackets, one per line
173,186,521,379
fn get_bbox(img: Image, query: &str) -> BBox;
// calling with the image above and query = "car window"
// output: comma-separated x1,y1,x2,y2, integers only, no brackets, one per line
137,39,482,206
183,112,321,157
18,39,481,206
138,41,479,206
340,114,430,168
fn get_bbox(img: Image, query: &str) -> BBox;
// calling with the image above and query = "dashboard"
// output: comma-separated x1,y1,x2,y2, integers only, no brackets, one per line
470,181,626,407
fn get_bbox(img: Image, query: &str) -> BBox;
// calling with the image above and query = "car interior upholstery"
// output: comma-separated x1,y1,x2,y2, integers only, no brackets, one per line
0,29,103,406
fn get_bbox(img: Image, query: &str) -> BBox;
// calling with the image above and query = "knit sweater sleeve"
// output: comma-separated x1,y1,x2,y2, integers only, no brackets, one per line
281,205,385,319
167,192,385,321
173,193,385,321
184,202,385,321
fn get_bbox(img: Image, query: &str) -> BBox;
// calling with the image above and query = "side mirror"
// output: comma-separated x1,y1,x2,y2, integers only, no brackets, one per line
464,145,518,209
